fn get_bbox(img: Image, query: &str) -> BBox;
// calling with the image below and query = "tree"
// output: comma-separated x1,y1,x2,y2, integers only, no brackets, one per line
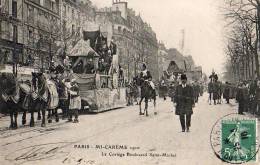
223,0,260,79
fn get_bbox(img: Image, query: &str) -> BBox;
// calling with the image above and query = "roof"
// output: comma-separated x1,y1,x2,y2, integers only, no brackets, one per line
167,61,183,73
68,39,99,57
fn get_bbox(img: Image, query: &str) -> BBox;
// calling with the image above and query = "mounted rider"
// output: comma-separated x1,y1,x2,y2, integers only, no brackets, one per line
209,71,218,82
140,63,155,90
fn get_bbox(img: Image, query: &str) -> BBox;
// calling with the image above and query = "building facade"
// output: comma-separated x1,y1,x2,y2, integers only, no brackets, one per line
60,0,95,55
0,0,159,79
95,1,159,81
0,0,23,68
158,41,168,79
0,0,61,71
23,0,61,70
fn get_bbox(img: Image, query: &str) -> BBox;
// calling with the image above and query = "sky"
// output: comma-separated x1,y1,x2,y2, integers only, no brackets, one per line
90,0,226,75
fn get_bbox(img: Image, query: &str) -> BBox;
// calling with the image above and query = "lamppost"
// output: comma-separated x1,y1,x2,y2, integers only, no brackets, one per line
36,36,43,72
12,43,17,77
49,35,53,67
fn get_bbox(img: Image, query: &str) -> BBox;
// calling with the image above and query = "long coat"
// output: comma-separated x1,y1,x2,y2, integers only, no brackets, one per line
223,84,231,100
69,84,81,110
236,87,249,103
174,84,194,115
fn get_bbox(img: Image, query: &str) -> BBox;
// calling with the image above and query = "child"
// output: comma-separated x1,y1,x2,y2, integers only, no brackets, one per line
68,79,81,123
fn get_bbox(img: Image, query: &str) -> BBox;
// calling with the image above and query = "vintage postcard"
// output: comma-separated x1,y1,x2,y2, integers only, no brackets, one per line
0,0,260,164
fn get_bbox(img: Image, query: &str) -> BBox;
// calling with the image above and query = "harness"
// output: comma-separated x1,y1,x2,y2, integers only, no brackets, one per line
2,84,20,104
32,79,48,102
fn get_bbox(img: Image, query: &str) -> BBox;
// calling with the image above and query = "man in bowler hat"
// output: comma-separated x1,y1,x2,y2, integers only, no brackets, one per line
174,74,195,132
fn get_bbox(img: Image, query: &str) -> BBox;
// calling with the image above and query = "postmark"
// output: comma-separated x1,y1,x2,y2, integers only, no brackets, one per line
210,113,259,164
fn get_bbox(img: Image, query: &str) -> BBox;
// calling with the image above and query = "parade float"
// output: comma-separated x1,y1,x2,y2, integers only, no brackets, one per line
68,39,126,113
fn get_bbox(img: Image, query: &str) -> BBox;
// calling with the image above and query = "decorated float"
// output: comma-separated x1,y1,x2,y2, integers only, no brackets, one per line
68,39,126,113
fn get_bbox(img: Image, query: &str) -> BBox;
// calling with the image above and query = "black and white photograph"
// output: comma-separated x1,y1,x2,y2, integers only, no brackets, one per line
0,0,260,164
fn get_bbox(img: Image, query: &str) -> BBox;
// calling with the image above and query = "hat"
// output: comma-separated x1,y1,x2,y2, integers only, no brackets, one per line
71,78,77,83
142,62,147,69
181,74,187,80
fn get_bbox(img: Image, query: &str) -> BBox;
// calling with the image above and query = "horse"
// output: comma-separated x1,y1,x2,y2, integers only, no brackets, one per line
28,72,59,127
216,81,223,104
135,77,156,116
132,78,140,105
0,73,30,129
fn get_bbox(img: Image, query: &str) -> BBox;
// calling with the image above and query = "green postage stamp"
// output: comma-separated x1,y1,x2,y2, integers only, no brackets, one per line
221,119,257,163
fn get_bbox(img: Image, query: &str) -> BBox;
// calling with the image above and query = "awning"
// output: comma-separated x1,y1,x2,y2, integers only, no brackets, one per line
68,39,99,58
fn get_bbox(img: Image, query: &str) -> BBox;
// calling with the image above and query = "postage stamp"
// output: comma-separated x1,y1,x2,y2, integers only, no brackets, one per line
210,113,259,164
221,119,257,163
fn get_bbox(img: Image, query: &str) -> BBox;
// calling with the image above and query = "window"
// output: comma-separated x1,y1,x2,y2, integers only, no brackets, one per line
51,1,54,11
13,25,17,42
12,0,17,18
2,21,10,40
28,6,34,23
3,0,9,14
63,4,66,16
28,28,33,45
118,26,121,32
72,9,74,19
72,24,75,35
40,0,44,6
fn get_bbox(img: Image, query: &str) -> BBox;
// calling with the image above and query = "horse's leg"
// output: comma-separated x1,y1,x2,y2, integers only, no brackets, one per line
154,97,157,115
61,100,66,120
139,97,144,115
41,108,46,127
37,110,41,120
9,110,14,129
65,100,69,119
136,97,139,105
47,109,52,123
209,93,212,105
145,97,148,116
13,111,18,129
55,108,59,122
22,110,27,125
29,99,35,127
30,109,35,127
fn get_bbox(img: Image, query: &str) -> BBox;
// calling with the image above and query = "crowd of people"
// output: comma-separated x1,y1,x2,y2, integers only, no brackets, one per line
207,71,260,117
234,79,260,116
49,74,81,123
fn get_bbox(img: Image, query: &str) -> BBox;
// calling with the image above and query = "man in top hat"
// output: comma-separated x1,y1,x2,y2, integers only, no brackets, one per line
174,74,195,132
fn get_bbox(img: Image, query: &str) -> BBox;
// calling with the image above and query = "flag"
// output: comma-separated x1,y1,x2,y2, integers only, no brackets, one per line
83,30,100,49
184,60,187,71
110,41,117,55
95,33,108,53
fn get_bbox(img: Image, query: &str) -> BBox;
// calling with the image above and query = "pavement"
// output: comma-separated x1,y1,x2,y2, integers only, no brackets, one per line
0,93,259,165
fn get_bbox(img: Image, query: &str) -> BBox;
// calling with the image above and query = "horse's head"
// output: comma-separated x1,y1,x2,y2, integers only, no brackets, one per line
1,72,17,95
32,72,46,93
133,76,141,86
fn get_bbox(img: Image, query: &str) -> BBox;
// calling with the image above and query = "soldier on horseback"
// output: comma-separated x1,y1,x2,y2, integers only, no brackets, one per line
137,62,157,116
140,63,155,90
